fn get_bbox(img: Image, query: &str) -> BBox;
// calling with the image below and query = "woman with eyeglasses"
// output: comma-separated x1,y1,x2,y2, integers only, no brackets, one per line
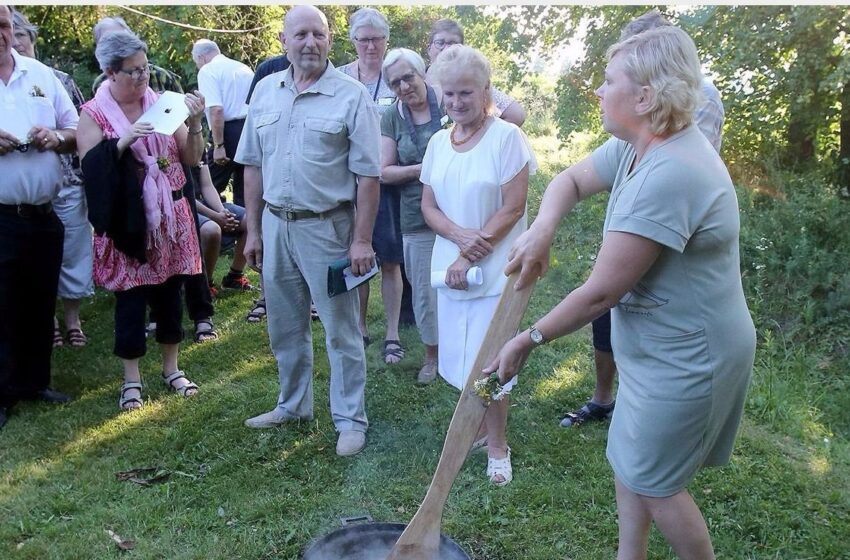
338,7,407,365
379,48,446,384
76,31,206,410
425,19,527,128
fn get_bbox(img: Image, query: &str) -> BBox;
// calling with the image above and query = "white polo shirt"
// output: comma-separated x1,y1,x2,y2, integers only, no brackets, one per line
0,50,78,205
197,53,253,122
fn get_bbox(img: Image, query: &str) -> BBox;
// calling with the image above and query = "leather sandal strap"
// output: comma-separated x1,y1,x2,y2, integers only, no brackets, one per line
162,371,187,386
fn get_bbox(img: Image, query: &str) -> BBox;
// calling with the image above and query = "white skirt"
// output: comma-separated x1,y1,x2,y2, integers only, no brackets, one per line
437,290,518,392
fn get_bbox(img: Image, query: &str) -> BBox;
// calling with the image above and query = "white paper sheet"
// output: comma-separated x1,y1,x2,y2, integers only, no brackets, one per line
430,266,483,289
343,260,380,291
139,91,190,135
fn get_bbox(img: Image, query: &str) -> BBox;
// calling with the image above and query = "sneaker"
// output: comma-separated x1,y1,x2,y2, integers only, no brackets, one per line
208,284,219,299
244,408,300,429
416,361,438,384
336,430,366,456
222,273,253,291
559,400,615,428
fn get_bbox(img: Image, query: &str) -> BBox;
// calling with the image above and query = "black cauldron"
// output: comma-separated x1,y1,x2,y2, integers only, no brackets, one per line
302,517,469,560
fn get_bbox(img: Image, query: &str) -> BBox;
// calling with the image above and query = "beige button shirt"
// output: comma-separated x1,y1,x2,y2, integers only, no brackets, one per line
235,61,381,213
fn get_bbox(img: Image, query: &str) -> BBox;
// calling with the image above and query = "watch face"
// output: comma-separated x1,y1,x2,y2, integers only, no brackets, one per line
530,327,543,344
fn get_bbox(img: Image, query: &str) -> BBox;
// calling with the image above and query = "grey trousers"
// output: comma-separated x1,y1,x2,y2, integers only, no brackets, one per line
402,230,438,346
261,205,367,433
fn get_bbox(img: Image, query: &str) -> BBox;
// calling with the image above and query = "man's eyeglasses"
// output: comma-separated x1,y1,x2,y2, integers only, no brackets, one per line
431,39,460,49
118,64,152,80
353,36,386,46
14,142,30,153
388,73,418,90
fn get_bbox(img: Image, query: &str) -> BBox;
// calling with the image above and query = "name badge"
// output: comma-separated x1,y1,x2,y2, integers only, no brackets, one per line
377,97,395,107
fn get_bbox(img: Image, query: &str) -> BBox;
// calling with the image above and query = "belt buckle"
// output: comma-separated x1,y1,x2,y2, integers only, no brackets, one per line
17,205,32,219
285,210,296,221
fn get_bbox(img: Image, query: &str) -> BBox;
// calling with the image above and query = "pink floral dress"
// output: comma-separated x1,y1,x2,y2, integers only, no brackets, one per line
81,99,202,292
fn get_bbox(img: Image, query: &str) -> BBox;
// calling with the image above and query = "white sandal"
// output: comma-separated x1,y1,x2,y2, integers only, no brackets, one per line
487,447,512,486
119,381,144,410
162,370,199,397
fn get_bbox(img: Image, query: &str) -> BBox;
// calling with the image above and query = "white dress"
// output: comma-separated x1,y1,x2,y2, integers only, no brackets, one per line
420,118,536,389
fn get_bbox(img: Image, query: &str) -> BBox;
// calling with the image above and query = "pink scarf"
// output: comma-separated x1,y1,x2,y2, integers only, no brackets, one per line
95,81,177,248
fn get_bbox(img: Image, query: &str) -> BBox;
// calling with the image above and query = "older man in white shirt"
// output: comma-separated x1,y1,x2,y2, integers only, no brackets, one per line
0,4,79,429
192,39,253,207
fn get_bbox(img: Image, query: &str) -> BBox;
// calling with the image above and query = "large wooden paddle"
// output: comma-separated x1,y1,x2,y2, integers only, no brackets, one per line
387,271,536,560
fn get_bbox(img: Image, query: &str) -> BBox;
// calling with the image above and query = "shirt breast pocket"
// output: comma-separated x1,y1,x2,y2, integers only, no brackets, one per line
27,96,57,130
255,111,281,155
303,117,345,160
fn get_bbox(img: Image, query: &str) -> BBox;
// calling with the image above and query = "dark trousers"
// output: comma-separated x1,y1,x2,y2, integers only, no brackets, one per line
183,166,214,321
207,119,246,206
0,210,64,406
114,275,185,359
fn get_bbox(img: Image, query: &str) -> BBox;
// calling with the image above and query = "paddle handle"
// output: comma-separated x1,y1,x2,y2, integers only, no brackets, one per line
387,271,536,559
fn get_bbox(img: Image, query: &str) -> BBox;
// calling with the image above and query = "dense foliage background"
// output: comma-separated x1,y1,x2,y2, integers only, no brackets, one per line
21,4,850,187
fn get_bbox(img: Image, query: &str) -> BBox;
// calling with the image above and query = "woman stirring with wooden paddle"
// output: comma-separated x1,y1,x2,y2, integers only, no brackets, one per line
420,45,536,486
486,27,755,558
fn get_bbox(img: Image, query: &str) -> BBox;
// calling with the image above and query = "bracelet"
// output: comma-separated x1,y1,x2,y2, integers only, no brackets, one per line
188,128,203,135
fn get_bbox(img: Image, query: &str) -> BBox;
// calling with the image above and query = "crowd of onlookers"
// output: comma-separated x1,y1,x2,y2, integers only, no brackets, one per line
1,5,756,558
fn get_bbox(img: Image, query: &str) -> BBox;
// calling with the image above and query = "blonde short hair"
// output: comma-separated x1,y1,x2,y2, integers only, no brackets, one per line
428,44,493,114
607,26,703,136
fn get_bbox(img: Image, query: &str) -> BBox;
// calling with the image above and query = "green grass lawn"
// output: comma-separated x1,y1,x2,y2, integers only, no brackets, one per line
1,133,848,559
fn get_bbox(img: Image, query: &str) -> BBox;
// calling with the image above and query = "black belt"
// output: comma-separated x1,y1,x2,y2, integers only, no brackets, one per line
172,187,184,201
268,202,351,222
0,202,53,218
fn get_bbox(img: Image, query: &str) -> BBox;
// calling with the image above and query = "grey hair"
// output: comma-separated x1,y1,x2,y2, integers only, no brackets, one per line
382,48,426,82
11,8,38,42
619,9,672,41
95,30,147,72
93,16,131,44
191,39,220,61
607,26,703,135
348,7,389,42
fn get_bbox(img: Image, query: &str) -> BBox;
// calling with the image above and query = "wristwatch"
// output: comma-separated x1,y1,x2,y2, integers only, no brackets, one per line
529,325,546,346
215,142,225,149
54,131,65,147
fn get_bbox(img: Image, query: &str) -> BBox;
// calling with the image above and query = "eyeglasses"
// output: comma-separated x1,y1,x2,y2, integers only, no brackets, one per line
431,38,460,49
388,72,418,90
14,142,30,153
118,64,152,80
353,36,386,46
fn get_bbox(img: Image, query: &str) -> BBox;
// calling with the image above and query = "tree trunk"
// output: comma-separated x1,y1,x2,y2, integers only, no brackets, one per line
838,80,850,191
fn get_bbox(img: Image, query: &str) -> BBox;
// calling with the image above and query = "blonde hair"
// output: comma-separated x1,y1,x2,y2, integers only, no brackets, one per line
428,44,493,114
607,26,703,136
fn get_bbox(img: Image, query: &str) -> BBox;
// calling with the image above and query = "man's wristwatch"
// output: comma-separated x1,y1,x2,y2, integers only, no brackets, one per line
214,142,225,149
54,131,66,148
529,325,546,346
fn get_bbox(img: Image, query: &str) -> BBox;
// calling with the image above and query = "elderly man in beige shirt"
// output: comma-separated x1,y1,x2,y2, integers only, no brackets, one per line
235,5,381,457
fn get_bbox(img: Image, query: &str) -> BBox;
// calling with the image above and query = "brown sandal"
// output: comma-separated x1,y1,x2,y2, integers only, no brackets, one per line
65,328,88,348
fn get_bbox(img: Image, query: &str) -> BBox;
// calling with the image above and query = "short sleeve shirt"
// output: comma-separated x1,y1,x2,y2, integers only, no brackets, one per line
196,54,253,121
1,50,79,205
234,62,381,212
381,99,446,233
420,118,535,300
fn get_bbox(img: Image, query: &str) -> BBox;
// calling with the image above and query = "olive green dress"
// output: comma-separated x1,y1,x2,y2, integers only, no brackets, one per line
592,127,756,497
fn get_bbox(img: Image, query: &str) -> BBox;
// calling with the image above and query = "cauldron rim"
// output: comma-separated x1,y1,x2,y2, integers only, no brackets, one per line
301,521,470,560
